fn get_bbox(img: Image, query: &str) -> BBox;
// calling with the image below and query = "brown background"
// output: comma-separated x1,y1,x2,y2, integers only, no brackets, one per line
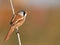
0,0,60,45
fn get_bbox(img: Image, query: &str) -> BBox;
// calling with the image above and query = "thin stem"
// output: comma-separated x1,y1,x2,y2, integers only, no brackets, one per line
16,29,21,45
10,0,15,15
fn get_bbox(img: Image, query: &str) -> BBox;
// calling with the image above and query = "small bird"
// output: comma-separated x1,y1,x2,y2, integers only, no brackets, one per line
5,10,27,41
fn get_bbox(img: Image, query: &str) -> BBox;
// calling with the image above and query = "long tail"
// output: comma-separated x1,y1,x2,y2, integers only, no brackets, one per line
5,26,15,41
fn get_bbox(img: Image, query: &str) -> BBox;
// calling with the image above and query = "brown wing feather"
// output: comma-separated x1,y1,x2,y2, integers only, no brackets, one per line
11,14,23,25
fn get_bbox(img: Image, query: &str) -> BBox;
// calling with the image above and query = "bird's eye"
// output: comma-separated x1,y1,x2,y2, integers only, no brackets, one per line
23,11,25,16
20,10,26,16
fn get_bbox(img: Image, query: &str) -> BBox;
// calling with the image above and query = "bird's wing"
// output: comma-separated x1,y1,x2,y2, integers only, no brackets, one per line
10,14,24,25
10,15,16,24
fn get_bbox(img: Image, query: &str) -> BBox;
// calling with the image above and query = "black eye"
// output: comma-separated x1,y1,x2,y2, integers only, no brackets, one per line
23,11,25,16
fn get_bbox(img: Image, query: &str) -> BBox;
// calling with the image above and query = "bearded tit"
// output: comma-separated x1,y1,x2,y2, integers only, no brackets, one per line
5,10,27,41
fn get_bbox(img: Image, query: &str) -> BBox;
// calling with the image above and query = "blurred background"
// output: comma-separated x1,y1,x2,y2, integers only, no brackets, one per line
0,0,60,45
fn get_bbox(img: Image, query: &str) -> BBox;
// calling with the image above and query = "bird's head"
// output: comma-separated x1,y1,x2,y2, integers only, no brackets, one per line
18,10,27,17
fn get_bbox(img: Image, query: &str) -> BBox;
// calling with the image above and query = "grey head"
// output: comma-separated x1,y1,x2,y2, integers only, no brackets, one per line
18,10,27,17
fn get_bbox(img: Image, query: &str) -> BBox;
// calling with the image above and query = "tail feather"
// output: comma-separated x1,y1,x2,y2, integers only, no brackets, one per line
5,26,15,41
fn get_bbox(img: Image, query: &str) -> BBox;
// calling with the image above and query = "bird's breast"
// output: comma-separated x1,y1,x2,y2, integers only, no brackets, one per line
16,18,25,27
